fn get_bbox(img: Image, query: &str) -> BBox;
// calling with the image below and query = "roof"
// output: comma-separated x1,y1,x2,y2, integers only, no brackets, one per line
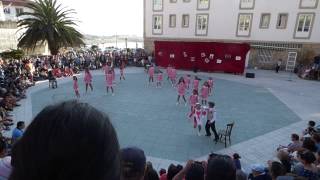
1,0,32,7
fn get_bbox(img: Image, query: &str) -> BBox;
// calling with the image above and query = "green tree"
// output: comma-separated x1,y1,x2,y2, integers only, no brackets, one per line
0,49,24,60
17,0,84,55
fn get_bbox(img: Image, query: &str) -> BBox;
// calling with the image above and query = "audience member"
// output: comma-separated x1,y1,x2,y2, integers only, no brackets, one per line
11,121,25,144
207,155,236,180
278,134,302,153
248,164,272,180
293,151,318,180
9,100,120,180
121,147,146,180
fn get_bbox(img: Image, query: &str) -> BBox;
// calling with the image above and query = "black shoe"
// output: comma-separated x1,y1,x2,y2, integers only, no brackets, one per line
205,134,211,137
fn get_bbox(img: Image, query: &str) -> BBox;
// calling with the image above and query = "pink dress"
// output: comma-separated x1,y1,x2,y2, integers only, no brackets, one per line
185,76,191,88
193,79,199,90
177,82,186,96
167,67,172,77
73,80,79,91
106,73,113,87
104,65,110,76
157,73,163,82
84,72,92,84
193,109,203,127
171,69,177,80
201,86,209,99
189,95,198,106
208,79,214,88
149,67,155,77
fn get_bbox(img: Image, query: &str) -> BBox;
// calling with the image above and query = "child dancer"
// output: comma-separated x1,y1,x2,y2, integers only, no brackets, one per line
188,89,199,118
208,77,214,96
176,77,187,105
73,76,80,98
201,82,210,105
193,103,203,136
106,70,114,96
184,74,191,90
84,67,93,93
170,67,177,86
120,62,125,81
156,71,163,88
166,65,172,81
148,65,155,84
193,76,201,91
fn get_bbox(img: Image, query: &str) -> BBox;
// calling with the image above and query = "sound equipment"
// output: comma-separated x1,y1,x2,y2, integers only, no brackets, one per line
245,72,255,78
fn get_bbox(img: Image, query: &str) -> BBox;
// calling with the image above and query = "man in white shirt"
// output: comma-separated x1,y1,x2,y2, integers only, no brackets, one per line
205,102,219,142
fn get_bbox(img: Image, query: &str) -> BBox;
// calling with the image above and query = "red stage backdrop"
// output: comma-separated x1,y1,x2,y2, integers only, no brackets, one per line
155,41,250,74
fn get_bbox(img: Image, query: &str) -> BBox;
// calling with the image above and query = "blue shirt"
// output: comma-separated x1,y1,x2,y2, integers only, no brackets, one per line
12,128,23,141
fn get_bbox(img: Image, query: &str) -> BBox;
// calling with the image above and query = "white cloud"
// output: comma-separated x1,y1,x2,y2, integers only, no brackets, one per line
57,0,143,36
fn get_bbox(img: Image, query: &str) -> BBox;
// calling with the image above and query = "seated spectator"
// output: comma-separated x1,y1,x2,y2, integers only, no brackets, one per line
276,151,292,173
293,151,318,180
159,169,167,180
311,133,320,152
302,138,317,153
167,164,183,180
0,139,11,180
278,134,302,153
144,162,159,180
11,121,25,144
121,147,146,180
248,164,272,180
10,100,120,180
233,153,242,170
207,154,236,180
303,121,317,137
268,161,286,180
172,160,205,180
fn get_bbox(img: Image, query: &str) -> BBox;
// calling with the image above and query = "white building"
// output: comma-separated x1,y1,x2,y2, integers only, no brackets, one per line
144,0,320,70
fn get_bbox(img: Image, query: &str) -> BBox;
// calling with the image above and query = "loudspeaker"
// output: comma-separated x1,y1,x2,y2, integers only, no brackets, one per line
246,72,255,78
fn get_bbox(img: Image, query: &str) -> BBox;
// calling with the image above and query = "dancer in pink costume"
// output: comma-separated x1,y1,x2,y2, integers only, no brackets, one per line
192,103,205,136
201,81,210,105
148,65,155,84
166,65,172,81
170,67,177,85
84,67,93,93
188,89,199,118
184,74,191,89
103,62,111,79
156,71,163,88
120,62,126,81
73,76,80,98
176,77,187,105
193,76,201,91
208,77,214,95
106,70,114,95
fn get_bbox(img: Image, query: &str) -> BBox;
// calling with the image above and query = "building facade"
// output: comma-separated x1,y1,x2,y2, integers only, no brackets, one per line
144,0,320,70
0,0,49,55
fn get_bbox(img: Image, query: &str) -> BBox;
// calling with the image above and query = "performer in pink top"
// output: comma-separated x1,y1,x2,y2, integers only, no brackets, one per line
106,70,114,95
184,74,191,89
208,77,214,96
188,89,199,118
193,76,201,91
193,103,204,136
201,82,210,105
170,67,177,85
166,65,172,81
103,62,111,77
176,77,187,105
156,71,163,88
84,67,93,93
148,65,155,84
120,62,125,81
73,76,80,98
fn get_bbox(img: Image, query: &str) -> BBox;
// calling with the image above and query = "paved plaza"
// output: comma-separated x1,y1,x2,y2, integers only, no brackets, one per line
9,67,320,171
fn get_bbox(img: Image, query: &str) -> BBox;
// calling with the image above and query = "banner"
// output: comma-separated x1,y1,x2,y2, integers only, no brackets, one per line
155,41,250,74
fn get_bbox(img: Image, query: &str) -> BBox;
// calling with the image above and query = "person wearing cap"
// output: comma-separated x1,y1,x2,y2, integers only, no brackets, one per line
121,147,147,180
233,153,242,170
248,164,271,180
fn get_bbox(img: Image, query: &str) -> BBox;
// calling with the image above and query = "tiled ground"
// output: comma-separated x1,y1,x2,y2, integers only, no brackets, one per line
8,68,320,171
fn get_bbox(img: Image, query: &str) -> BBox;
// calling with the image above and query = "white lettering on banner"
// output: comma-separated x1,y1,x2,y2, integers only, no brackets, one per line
209,54,214,59
183,52,188,58
190,57,196,62
204,58,210,64
201,53,206,58
235,56,242,61
170,54,175,59
217,59,222,64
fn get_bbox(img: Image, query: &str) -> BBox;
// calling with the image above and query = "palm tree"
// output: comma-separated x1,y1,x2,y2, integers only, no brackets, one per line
17,0,84,55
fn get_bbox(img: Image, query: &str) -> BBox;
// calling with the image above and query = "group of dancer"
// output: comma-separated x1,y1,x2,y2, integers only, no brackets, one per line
147,65,219,139
72,61,126,98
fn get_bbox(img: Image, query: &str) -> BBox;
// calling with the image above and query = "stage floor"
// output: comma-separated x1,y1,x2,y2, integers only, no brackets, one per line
30,69,301,162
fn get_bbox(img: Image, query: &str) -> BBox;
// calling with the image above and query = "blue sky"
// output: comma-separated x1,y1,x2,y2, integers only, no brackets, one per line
58,0,143,36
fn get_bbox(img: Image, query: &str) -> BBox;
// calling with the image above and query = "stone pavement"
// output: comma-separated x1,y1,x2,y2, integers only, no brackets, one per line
8,67,320,172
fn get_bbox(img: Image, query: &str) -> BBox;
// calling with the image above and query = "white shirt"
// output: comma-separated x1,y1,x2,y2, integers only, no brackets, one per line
208,108,217,123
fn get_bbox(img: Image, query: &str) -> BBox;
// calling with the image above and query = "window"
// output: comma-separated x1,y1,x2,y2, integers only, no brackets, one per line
294,13,315,39
300,0,318,9
169,15,176,27
153,0,163,11
152,15,163,35
258,50,272,63
277,13,288,29
170,0,177,2
260,14,270,29
237,13,252,37
15,8,24,17
197,0,210,10
182,14,189,27
240,0,255,9
3,8,10,14
196,14,209,36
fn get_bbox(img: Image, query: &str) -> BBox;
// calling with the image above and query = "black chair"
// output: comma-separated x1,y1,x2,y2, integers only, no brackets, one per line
217,122,234,148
